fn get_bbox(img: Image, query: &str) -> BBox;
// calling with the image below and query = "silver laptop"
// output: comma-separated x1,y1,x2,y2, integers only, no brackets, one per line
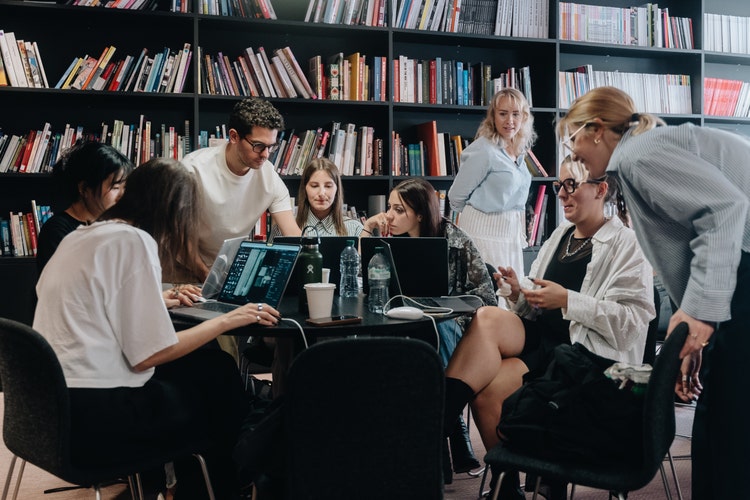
170,241,300,322
202,236,249,299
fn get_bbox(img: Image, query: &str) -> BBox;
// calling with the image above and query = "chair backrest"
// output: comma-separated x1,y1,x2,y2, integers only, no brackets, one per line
641,322,688,469
283,337,445,500
0,317,71,477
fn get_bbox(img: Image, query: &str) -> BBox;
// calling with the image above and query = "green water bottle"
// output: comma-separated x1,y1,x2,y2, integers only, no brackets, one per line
298,226,323,313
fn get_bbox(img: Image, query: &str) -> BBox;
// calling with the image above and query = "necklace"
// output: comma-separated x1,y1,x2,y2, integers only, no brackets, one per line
563,231,592,259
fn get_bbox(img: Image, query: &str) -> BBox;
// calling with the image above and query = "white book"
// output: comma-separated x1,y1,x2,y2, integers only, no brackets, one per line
3,32,29,87
0,135,21,173
29,122,51,173
32,41,49,88
0,31,21,86
170,43,191,93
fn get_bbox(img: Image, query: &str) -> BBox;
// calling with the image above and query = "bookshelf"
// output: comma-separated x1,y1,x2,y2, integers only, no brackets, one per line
2,0,750,323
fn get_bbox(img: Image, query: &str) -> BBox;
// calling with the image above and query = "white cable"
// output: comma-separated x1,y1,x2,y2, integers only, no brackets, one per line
279,317,309,349
381,295,442,353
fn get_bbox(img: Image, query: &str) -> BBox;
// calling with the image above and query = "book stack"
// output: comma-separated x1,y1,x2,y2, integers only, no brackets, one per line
0,30,49,88
1,201,52,257
703,77,750,117
493,0,549,38
199,0,277,17
54,44,192,93
704,13,750,54
305,0,386,27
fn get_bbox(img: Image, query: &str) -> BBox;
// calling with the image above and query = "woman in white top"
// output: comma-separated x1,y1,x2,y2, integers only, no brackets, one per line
34,158,279,499
448,88,536,274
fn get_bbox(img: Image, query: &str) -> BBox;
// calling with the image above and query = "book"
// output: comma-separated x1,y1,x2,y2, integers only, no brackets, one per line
326,53,343,100
415,120,441,177
525,149,549,177
2,32,29,87
528,184,547,246
281,46,316,98
273,48,306,98
0,30,21,87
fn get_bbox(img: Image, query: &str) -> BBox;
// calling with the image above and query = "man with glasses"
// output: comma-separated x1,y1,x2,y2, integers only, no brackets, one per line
182,98,302,283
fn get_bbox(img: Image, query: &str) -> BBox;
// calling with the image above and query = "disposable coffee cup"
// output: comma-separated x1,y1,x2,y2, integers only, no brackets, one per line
304,283,336,319
321,268,331,283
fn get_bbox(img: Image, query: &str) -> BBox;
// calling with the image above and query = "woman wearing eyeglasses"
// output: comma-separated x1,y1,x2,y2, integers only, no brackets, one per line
448,88,536,276
441,156,654,499
558,86,750,500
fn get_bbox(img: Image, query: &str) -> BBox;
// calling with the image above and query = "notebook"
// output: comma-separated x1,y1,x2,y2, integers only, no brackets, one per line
169,241,301,322
360,237,481,314
272,236,355,295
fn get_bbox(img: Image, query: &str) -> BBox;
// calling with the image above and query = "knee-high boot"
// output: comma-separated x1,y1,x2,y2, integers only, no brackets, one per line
448,415,481,473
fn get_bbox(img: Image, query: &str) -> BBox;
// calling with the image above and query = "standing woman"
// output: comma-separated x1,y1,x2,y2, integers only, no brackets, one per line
36,141,133,273
271,158,363,237
448,88,537,274
557,86,750,500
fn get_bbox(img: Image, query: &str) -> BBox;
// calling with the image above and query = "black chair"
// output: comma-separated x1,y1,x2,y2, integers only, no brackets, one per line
485,323,689,500
283,337,445,499
0,317,216,500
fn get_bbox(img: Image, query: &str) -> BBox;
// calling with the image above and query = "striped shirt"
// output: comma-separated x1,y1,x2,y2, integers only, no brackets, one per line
607,123,750,322
270,210,363,238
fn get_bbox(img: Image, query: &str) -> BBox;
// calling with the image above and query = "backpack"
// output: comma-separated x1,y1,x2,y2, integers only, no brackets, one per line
496,343,645,462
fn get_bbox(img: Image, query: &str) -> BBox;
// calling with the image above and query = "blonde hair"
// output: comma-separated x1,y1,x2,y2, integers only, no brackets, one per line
476,88,536,156
556,87,665,141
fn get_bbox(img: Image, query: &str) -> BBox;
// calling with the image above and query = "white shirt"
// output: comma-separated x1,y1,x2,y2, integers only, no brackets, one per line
181,142,292,265
515,217,655,364
34,222,178,388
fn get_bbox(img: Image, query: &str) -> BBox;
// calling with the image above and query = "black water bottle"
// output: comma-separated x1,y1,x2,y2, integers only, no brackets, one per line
298,227,323,313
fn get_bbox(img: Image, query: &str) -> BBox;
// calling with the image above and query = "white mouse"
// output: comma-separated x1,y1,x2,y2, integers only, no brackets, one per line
385,306,424,320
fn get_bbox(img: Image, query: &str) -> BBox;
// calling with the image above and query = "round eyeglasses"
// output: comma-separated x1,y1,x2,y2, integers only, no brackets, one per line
552,176,605,195
243,137,279,154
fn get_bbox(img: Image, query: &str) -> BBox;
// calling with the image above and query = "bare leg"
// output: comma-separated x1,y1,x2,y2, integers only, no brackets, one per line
445,306,525,394
471,357,528,450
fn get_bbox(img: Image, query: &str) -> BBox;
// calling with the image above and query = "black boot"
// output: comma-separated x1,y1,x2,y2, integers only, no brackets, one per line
442,439,453,485
449,416,481,473
444,377,475,436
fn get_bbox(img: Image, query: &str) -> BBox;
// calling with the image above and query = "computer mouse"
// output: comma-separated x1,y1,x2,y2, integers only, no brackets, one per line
385,306,424,320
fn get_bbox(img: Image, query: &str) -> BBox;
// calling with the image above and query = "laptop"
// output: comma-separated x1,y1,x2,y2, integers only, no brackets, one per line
169,241,301,322
272,236,355,295
201,236,249,299
360,237,481,314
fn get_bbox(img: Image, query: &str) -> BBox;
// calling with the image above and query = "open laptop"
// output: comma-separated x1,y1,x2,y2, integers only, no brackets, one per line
272,236,354,295
360,237,481,314
201,236,249,299
170,240,301,322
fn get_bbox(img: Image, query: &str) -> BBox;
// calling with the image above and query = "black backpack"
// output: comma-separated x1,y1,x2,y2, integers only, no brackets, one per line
496,343,645,462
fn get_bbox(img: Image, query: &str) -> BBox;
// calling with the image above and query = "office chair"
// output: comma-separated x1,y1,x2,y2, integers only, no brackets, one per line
483,322,689,500
283,337,445,499
0,317,216,500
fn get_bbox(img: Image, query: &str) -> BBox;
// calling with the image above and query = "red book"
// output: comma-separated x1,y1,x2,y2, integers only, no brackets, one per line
24,212,37,255
17,130,36,173
528,185,547,247
415,121,440,177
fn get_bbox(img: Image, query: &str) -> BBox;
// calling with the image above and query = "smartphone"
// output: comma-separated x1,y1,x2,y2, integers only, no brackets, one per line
305,315,362,327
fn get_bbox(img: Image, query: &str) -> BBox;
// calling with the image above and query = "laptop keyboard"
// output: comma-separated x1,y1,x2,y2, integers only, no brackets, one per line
196,302,238,313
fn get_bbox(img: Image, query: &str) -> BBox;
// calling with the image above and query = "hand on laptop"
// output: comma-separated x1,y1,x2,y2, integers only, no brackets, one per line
163,284,204,309
229,302,281,327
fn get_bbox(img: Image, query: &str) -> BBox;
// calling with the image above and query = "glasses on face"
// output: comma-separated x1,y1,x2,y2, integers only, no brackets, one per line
552,176,605,196
561,122,592,153
243,137,279,154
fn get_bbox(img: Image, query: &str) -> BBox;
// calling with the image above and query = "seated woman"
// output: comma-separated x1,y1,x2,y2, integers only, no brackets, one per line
363,178,497,480
34,158,280,499
272,157,363,237
443,157,655,498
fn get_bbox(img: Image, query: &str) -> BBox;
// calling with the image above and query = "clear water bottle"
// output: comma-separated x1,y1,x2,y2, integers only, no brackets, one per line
339,239,360,298
367,246,391,313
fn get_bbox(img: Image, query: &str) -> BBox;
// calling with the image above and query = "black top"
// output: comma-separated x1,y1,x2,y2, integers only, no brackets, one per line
36,212,83,274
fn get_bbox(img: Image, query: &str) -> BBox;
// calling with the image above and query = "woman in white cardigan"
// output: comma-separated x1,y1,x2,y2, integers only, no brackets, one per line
442,157,655,499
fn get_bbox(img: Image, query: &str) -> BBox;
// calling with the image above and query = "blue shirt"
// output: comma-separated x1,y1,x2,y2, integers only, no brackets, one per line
608,123,750,322
448,136,531,214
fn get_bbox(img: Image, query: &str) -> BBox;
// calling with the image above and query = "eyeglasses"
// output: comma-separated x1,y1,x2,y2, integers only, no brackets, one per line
243,137,279,154
552,176,605,195
561,122,593,153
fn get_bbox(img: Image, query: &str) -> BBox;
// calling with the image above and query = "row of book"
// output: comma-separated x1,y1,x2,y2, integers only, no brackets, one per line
559,65,693,114
305,0,386,26
1,201,52,257
559,2,694,49
0,30,49,88
703,13,750,55
0,118,192,174
393,57,533,107
199,0,276,17
55,44,192,94
64,0,166,10
703,77,750,118
199,45,316,99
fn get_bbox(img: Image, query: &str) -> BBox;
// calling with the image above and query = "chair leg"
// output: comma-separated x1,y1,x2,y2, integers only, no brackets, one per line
94,486,102,500
476,465,490,499
489,471,506,500
570,483,576,499
530,474,541,500
10,458,25,500
192,453,215,500
666,449,683,500
1,455,17,500
658,462,674,500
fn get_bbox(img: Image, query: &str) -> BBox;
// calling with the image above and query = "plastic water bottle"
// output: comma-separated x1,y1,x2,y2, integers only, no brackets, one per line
367,246,391,313
339,239,360,298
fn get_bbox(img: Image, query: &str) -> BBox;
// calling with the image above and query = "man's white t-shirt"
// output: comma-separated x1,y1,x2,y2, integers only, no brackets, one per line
34,221,178,388
181,142,291,266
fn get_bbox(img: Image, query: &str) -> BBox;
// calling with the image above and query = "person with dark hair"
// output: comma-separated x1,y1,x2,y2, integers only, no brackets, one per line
363,178,497,481
36,141,133,273
558,85,750,500
181,97,301,283
442,157,654,499
448,88,537,276
271,157,363,237
34,158,280,500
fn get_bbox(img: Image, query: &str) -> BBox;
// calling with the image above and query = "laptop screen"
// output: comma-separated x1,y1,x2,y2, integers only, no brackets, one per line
218,241,300,306
272,236,354,295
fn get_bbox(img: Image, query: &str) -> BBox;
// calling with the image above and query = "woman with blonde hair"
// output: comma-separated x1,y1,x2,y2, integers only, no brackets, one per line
448,87,537,274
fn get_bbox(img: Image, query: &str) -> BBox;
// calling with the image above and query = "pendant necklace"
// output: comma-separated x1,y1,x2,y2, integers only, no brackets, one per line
563,231,592,259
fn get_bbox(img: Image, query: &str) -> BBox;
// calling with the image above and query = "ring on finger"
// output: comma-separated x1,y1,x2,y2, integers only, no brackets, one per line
258,303,263,311
256,315,261,322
